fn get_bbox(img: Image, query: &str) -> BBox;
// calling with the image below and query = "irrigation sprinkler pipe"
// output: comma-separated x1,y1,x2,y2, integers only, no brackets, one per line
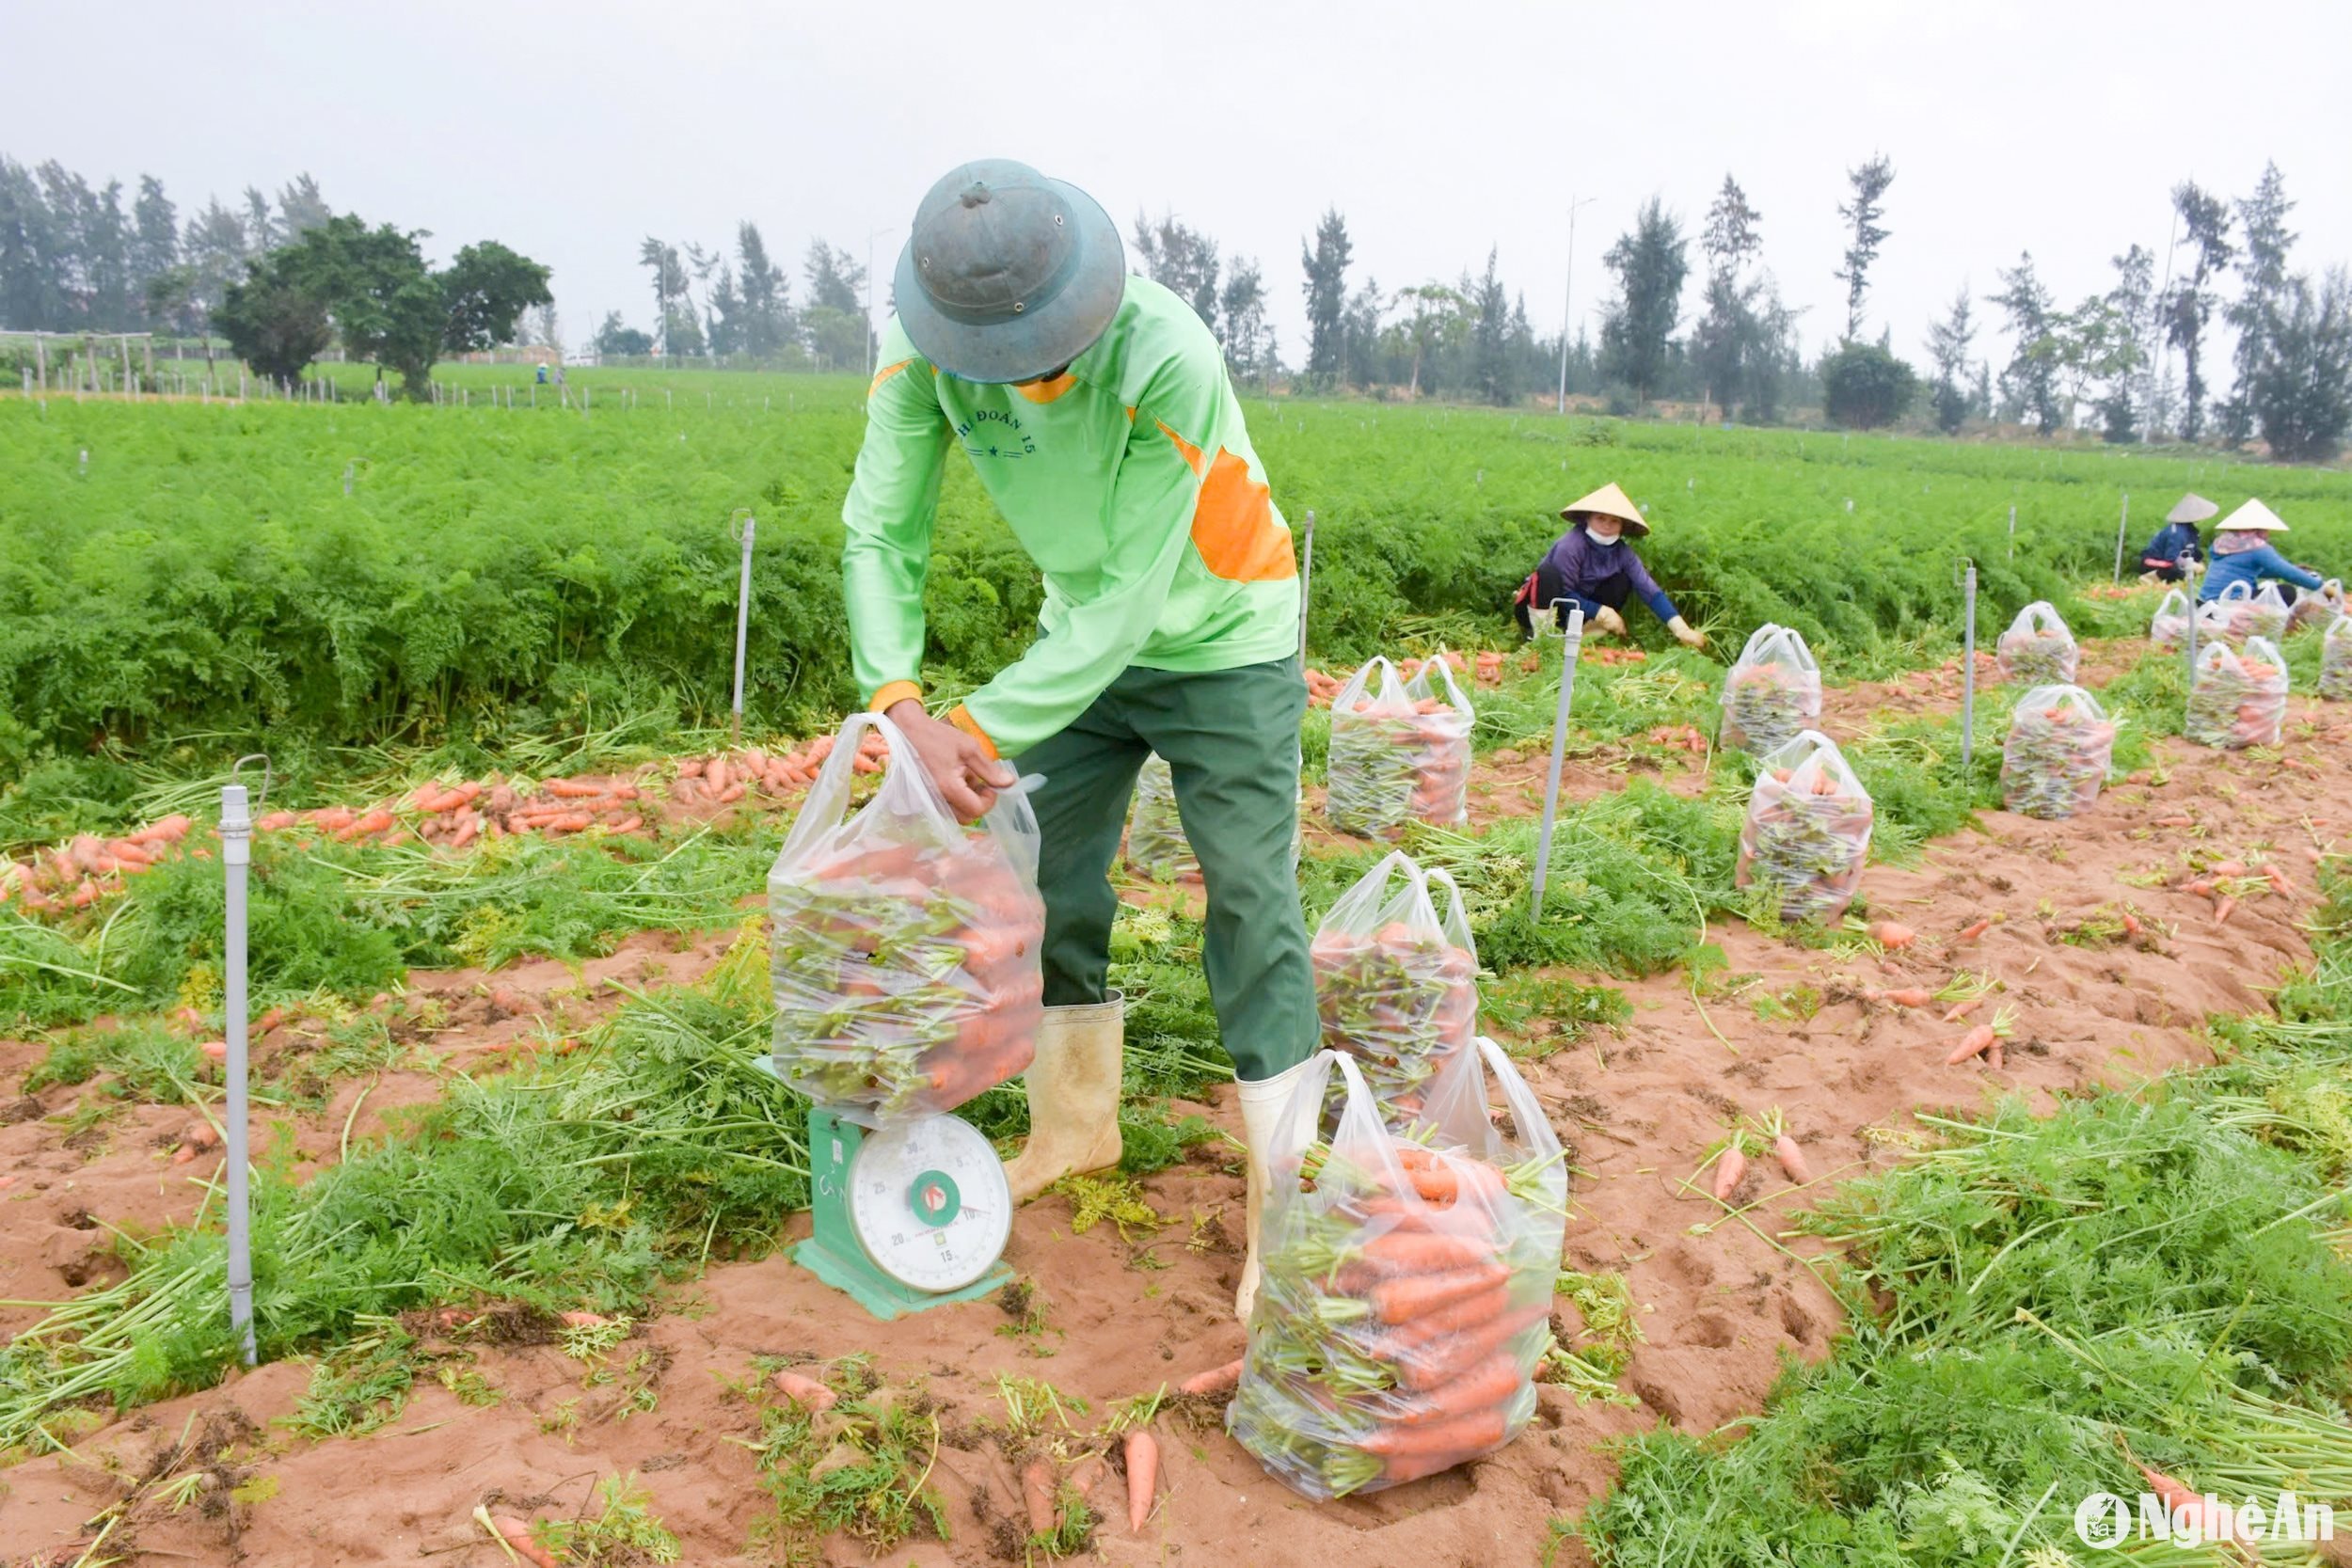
1960,560,1978,772
1295,509,1315,664
1530,605,1586,920
730,511,756,743
220,763,265,1367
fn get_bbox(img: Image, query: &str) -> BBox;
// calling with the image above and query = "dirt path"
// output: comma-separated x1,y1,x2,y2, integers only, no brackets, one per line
4,654,2344,1567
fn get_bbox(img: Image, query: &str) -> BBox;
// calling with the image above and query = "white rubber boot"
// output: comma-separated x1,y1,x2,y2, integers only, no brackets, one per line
1232,1054,1319,1323
1001,995,1124,1203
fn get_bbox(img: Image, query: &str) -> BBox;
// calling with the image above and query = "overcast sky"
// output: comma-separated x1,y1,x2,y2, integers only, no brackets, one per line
11,0,2351,377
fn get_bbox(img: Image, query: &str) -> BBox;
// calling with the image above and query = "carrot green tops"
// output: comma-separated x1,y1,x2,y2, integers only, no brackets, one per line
842,276,1299,756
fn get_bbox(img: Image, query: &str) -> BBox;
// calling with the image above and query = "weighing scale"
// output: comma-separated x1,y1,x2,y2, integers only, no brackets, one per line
788,1101,1016,1321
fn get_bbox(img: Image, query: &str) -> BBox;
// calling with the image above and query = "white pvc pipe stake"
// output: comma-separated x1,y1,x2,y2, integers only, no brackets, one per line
1530,605,1586,919
730,513,756,741
1295,510,1316,664
219,783,257,1366
1961,563,1978,771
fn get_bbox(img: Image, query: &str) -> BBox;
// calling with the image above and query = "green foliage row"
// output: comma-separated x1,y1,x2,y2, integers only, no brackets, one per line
8,372,2349,784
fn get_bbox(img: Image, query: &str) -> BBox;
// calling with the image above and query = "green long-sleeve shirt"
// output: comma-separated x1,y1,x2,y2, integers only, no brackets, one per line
841,276,1299,757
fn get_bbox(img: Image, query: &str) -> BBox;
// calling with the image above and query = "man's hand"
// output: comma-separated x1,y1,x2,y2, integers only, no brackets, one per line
1589,605,1627,637
1667,615,1707,649
885,700,1013,822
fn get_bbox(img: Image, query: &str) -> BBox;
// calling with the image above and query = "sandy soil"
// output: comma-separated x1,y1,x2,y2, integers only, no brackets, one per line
4,649,2346,1568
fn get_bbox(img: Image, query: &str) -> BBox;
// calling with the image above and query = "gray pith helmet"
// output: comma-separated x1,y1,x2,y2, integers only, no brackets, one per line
893,159,1125,384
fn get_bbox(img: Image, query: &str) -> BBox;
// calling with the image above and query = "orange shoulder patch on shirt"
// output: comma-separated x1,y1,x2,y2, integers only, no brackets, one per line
1155,420,1294,583
869,358,916,395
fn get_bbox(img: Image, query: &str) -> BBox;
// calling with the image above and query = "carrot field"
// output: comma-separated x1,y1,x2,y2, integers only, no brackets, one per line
7,377,2352,1566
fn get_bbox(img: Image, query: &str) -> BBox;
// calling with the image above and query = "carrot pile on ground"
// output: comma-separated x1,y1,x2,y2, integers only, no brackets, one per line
2187,637,2287,750
1582,644,1648,667
2000,686,2117,820
1310,853,1479,1117
0,813,191,915
1303,667,1347,706
766,730,1046,1120
1326,656,1475,838
1642,723,1709,754
1736,732,1873,925
1229,1121,1563,1497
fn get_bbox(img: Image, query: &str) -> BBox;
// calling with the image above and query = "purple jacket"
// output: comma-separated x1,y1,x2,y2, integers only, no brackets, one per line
1534,525,1679,624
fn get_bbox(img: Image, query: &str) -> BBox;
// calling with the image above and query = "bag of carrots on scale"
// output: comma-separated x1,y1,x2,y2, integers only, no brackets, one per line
2149,588,2192,649
1309,851,1480,1120
765,712,1046,1124
2000,685,2117,820
1995,601,2079,686
1228,1040,1568,1499
1325,655,1476,839
1735,730,1873,924
1719,624,1822,756
2321,617,2352,702
2187,636,2288,751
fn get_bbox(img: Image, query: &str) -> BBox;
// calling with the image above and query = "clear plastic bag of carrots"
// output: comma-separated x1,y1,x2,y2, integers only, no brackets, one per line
1995,601,2078,686
1124,753,1199,883
1735,730,1873,924
1229,1041,1566,1499
2290,579,2344,636
1310,852,1480,1118
1719,624,1822,756
2203,580,2260,646
1325,655,1476,839
2247,582,2293,644
2000,685,2117,820
2322,617,2352,702
765,713,1046,1126
2149,588,2191,650
2187,636,2288,751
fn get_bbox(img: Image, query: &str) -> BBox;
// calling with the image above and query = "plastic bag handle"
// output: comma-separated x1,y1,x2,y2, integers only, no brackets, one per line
1333,656,1401,712
1422,865,1472,942
1476,1036,1565,1167
1411,648,1474,714
2219,579,2253,603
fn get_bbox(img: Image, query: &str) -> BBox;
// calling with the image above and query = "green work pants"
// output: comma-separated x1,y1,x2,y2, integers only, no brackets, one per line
1013,656,1316,1084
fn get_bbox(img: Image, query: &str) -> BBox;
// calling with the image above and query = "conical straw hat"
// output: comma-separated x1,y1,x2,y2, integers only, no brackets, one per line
2166,493,2220,524
2216,498,2290,533
1560,481,1648,537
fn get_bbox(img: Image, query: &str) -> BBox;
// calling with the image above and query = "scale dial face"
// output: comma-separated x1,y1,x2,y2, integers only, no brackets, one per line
846,1115,1014,1292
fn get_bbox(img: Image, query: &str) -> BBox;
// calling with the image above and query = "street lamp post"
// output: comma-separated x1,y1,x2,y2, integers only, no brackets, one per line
1555,195,1597,416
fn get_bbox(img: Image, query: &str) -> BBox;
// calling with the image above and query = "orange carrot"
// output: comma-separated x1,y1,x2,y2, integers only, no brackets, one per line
1773,1133,1810,1184
1124,1430,1158,1531
771,1368,837,1411
2265,864,2291,895
544,779,604,799
1021,1456,1057,1534
1391,1354,1522,1425
171,1144,196,1164
1956,917,1993,942
1358,1230,1495,1275
1712,1143,1746,1201
1178,1357,1243,1397
491,1514,561,1568
2153,815,2193,828
1868,921,1916,949
2183,879,2216,897
1987,1038,2005,1070
1369,1264,1510,1324
1356,1403,1508,1459
540,811,594,833
707,758,732,794
718,783,748,803
1947,1023,1997,1064
1873,987,1933,1008
611,815,644,836
2214,896,2237,925
200,1040,228,1061
2210,859,2247,878
2121,912,2144,938
1942,996,1983,1024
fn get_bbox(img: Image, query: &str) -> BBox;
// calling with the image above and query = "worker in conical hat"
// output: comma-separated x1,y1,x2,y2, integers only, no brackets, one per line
841,158,1313,1323
1511,481,1706,646
2199,498,2328,606
2137,493,2216,583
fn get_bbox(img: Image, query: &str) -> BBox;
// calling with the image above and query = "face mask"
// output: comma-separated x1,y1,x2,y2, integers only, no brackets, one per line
1587,531,1621,548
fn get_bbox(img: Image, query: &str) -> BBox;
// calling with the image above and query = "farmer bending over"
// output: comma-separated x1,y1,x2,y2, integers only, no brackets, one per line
2198,498,2325,606
2138,492,2215,583
841,158,1313,1320
1512,482,1706,647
